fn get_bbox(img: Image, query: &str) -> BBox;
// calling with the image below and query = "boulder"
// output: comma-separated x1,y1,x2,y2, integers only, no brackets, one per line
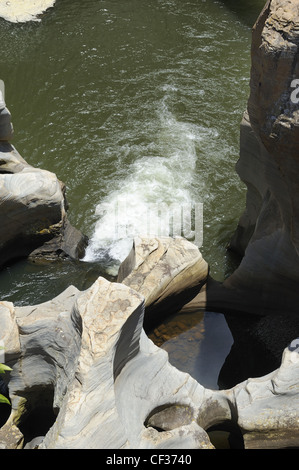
117,236,209,331
0,124,88,268
0,150,65,266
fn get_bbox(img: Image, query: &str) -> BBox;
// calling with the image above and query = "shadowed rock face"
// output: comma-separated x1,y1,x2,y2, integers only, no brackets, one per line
0,107,13,141
216,0,299,389
248,0,299,262
225,0,299,316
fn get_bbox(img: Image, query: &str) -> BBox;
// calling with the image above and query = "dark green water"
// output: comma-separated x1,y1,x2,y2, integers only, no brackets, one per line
0,0,265,387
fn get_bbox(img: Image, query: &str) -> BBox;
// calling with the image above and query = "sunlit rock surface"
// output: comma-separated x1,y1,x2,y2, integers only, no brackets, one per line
0,267,298,449
118,236,208,331
0,277,217,449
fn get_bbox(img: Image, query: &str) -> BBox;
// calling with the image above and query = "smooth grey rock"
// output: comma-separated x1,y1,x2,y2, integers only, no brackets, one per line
0,107,13,141
0,269,298,449
24,436,44,449
233,344,299,449
0,164,65,266
226,110,299,316
0,142,29,174
1,278,216,449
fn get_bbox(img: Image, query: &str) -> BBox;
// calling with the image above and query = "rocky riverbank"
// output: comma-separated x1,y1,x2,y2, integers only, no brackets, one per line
223,0,299,386
0,240,298,449
0,0,299,450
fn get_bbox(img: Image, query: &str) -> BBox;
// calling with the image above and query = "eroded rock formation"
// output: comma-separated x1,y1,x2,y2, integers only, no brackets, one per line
0,277,215,449
0,263,298,449
227,0,299,314
215,0,299,387
0,0,299,451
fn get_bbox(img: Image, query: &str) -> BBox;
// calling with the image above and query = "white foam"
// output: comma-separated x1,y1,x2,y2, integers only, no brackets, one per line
83,91,205,274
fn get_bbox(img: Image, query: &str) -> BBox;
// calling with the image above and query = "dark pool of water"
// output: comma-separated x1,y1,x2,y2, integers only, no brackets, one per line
149,310,233,389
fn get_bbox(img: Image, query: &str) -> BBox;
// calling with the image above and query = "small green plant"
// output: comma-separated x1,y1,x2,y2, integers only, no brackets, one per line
0,345,11,405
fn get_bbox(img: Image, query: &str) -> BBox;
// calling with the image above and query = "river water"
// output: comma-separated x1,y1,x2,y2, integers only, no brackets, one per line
0,0,265,388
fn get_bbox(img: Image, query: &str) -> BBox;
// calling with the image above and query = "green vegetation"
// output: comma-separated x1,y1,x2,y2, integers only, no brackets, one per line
0,346,11,405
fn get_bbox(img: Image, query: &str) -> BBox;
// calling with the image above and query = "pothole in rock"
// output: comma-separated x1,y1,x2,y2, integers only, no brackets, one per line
206,421,244,449
148,310,233,389
17,386,57,448
144,403,245,449
144,403,194,432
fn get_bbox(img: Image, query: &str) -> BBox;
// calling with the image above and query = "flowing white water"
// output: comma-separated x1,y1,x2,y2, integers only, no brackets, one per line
83,86,210,274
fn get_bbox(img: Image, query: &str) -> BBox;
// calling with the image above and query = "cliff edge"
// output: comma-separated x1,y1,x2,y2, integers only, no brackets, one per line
227,0,299,315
